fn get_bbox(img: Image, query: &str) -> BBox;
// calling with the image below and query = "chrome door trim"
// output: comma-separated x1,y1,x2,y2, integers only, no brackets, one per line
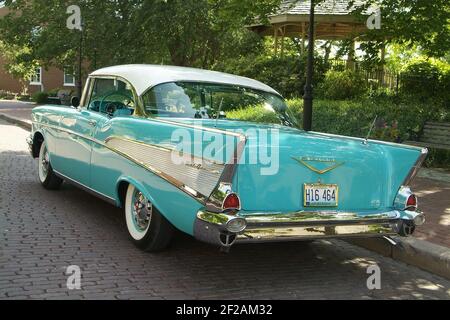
32,121,102,145
33,118,246,206
33,122,211,204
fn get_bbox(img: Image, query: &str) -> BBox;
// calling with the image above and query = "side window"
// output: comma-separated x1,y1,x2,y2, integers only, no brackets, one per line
88,78,135,117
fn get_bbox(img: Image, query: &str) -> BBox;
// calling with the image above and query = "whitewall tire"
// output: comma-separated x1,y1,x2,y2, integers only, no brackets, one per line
124,184,174,252
38,142,63,190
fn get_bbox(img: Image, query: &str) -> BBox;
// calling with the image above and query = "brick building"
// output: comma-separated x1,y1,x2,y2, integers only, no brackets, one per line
0,6,77,95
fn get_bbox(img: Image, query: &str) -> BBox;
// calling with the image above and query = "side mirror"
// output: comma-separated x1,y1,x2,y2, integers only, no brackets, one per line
71,96,80,108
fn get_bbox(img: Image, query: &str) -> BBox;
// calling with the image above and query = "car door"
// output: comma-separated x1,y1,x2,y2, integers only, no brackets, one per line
53,76,113,187
55,106,104,187
89,77,137,199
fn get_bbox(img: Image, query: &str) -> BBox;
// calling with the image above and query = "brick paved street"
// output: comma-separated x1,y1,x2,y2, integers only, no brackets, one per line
0,118,449,300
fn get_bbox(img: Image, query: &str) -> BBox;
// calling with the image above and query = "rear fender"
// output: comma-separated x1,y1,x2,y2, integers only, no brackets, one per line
115,176,160,210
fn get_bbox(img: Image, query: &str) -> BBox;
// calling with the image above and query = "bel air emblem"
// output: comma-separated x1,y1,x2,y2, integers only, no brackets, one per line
292,156,345,174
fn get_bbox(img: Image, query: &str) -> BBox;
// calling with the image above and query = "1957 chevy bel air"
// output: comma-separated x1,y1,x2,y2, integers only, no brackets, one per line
27,64,427,252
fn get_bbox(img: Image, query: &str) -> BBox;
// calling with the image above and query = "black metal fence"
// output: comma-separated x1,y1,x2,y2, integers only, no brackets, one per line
328,59,400,93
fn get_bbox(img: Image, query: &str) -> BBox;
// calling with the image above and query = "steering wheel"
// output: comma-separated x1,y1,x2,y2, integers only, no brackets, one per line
99,91,133,115
104,102,123,116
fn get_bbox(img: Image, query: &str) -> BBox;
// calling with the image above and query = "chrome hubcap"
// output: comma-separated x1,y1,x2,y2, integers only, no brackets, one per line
132,191,152,231
42,151,49,173
40,148,49,177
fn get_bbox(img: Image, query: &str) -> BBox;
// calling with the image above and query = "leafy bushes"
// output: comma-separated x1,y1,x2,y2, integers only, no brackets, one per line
0,90,15,100
17,94,31,102
216,53,328,98
47,88,61,98
228,96,448,143
317,70,367,100
401,62,442,98
424,149,450,168
227,96,449,168
32,91,49,104
400,61,450,107
227,105,280,124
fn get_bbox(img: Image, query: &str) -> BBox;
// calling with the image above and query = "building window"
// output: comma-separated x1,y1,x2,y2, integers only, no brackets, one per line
64,68,76,86
30,67,42,85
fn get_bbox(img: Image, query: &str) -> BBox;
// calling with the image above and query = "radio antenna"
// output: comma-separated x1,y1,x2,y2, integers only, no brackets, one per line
364,116,378,145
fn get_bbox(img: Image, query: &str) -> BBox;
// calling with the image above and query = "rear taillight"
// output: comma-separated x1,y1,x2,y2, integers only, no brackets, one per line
406,194,417,211
222,193,241,211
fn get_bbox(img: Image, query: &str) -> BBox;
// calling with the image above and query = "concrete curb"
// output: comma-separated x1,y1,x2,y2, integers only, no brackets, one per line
0,113,32,131
349,237,450,280
2,111,450,280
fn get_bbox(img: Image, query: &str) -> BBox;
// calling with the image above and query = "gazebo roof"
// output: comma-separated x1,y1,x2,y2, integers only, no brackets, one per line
278,0,365,16
249,0,369,40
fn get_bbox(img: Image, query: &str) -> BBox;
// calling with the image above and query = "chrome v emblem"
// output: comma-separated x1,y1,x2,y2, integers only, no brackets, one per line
292,157,345,175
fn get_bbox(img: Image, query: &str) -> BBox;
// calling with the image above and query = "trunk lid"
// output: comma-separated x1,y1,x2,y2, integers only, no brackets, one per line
229,125,423,212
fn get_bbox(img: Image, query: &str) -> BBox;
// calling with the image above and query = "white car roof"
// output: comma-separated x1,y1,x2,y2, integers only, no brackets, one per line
90,64,281,97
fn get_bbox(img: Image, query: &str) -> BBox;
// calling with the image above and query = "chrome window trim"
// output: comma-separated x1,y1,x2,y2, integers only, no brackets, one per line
80,77,92,108
139,80,285,107
84,75,142,115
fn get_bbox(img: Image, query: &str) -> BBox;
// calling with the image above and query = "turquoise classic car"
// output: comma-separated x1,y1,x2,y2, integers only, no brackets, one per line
27,64,427,252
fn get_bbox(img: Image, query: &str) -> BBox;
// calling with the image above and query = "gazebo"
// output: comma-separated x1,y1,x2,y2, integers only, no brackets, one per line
248,0,370,65
249,0,376,131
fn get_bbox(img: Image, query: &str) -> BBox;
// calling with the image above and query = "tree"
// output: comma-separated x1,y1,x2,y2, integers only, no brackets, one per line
0,0,281,73
0,40,39,93
350,0,450,61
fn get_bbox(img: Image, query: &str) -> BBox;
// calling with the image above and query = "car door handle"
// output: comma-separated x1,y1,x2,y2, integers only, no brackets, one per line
88,120,97,127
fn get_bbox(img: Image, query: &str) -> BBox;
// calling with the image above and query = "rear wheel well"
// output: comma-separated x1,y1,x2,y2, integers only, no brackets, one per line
118,181,129,208
32,132,44,158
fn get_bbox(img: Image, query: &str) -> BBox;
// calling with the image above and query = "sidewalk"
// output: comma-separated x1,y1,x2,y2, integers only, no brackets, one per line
1,100,449,278
0,100,33,129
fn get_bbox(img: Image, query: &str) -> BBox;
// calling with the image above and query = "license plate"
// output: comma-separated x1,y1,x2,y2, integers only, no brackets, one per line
304,184,339,207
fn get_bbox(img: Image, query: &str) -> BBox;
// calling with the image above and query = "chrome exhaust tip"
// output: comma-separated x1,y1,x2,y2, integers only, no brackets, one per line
397,220,416,237
219,233,237,247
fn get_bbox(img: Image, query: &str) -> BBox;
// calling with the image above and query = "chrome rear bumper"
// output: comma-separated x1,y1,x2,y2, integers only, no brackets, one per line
194,209,425,247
